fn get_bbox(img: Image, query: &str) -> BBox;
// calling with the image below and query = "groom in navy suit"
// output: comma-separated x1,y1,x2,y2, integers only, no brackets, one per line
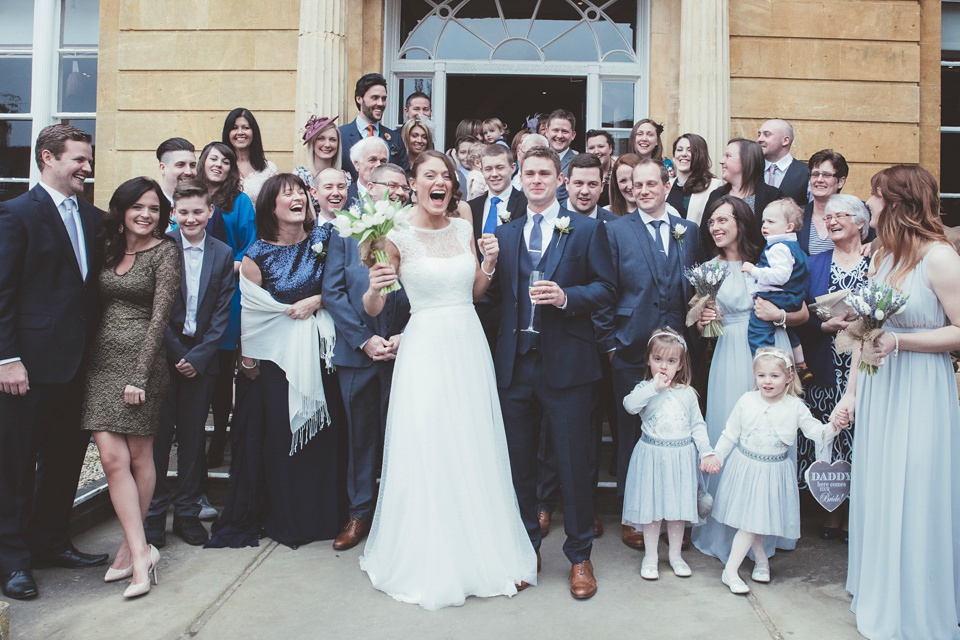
596,159,703,548
340,73,409,184
482,146,616,600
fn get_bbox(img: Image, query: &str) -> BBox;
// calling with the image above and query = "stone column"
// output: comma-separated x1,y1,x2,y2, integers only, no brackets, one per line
294,0,348,168
678,0,730,175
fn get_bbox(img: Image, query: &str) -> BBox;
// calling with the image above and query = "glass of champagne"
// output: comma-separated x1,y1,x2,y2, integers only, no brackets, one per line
522,270,544,333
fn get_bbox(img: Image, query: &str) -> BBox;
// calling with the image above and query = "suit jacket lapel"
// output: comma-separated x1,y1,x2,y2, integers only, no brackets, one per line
33,187,83,280
543,225,567,282
628,212,660,285
503,220,524,301
507,190,525,220
197,234,215,310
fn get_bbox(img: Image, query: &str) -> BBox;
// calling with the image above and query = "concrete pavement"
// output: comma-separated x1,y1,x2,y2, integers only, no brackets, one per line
4,508,861,640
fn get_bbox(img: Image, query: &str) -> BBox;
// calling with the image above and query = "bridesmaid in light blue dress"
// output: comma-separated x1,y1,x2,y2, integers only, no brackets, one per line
691,196,797,562
834,166,960,640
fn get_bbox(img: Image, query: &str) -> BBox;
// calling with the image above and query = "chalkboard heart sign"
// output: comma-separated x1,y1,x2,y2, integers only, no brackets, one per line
805,460,851,513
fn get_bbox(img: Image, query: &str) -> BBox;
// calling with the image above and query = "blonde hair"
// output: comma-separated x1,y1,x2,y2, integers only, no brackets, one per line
644,327,692,387
467,142,487,167
483,117,508,137
764,198,803,231
752,347,802,397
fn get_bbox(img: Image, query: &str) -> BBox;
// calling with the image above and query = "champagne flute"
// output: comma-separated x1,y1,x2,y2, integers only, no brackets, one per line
522,270,544,333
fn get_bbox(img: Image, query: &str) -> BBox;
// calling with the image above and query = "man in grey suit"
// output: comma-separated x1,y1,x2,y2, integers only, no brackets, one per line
597,159,703,549
322,180,410,551
146,180,236,547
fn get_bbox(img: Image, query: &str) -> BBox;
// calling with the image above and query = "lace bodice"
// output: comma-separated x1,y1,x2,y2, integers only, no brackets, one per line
622,381,713,456
714,391,833,460
388,217,476,313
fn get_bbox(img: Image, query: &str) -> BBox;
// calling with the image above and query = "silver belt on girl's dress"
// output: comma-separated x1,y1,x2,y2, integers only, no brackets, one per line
641,433,693,447
738,447,787,462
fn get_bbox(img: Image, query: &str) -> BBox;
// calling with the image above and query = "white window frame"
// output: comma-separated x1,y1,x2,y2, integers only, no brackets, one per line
382,0,650,151
0,0,97,196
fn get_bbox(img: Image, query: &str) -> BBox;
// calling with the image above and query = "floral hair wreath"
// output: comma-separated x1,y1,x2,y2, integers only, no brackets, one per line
647,331,687,352
753,348,794,369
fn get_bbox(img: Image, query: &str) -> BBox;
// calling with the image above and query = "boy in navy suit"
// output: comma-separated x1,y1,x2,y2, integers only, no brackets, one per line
145,180,235,547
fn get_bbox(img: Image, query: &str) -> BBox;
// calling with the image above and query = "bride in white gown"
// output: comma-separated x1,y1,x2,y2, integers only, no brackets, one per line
358,151,537,611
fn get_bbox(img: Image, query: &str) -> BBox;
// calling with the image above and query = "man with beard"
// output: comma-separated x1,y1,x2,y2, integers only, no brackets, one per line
340,73,409,183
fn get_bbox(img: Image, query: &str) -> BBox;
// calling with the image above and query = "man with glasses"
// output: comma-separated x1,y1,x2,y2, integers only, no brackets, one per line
367,163,411,205
757,119,810,206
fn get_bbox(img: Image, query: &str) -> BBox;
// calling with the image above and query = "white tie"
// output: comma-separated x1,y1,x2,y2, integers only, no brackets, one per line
62,199,84,277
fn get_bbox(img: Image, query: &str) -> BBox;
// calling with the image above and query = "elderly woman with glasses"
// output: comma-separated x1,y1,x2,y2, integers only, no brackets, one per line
759,193,871,541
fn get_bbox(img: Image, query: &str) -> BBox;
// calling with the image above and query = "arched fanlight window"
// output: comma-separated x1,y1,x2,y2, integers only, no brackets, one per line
398,0,638,63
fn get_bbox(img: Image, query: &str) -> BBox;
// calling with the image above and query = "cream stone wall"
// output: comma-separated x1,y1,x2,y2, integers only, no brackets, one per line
95,0,301,208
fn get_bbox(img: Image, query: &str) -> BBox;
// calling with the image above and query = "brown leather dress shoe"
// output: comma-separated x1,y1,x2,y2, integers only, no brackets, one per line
332,517,370,550
569,560,597,599
538,510,551,537
593,511,604,538
516,550,542,591
621,524,644,550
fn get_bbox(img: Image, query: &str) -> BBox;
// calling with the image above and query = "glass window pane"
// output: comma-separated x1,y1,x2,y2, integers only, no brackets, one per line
491,39,540,61
943,62,960,127
0,0,34,46
941,196,960,229
400,0,439,50
610,130,631,158
602,81,634,129
0,119,34,179
0,181,29,203
597,0,637,53
436,20,490,60
59,52,97,113
454,0,507,45
542,22,598,62
61,0,99,46
940,132,960,193
398,77,433,123
0,54,33,113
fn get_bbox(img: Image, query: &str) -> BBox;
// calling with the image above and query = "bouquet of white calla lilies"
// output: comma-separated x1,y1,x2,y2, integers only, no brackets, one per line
333,194,412,295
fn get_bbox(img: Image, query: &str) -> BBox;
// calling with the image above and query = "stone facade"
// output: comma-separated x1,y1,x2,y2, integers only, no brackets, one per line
94,0,941,208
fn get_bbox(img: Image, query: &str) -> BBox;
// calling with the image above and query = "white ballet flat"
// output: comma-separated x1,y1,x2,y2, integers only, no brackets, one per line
751,565,771,583
640,557,659,580
669,558,692,578
721,569,750,595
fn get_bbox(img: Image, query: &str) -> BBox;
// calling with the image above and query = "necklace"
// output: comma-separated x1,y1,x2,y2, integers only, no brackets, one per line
124,250,138,255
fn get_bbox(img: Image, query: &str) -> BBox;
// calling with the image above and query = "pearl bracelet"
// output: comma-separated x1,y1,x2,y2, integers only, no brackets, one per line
774,310,787,329
480,263,496,279
892,332,899,358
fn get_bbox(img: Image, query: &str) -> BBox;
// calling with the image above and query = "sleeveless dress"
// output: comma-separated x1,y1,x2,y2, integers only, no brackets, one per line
359,218,537,611
846,249,960,640
207,225,346,549
82,241,180,435
691,258,795,562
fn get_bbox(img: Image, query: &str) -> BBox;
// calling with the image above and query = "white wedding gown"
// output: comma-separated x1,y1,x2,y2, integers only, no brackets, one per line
359,217,537,611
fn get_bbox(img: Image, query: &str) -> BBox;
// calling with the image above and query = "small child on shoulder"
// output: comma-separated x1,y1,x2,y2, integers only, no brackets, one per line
622,328,714,580
742,198,812,384
699,348,846,595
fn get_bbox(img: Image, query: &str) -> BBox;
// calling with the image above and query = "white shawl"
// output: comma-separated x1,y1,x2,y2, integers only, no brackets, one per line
239,274,336,455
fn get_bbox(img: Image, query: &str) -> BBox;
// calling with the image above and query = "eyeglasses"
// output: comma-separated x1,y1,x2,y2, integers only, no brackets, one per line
823,213,852,223
810,171,838,179
371,181,412,193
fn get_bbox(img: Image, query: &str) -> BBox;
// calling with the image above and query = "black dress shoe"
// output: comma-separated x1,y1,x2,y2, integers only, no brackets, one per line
144,514,167,549
1,570,38,600
32,545,108,570
173,515,210,546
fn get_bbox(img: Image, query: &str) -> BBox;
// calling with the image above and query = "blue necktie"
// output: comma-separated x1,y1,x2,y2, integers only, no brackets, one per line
483,196,501,235
528,213,543,264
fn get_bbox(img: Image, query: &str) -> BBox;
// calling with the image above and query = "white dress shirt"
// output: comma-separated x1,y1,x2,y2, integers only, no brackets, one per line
523,200,561,251
38,180,88,278
180,230,205,337
482,184,514,230
638,209,672,256
749,233,797,294
764,154,794,189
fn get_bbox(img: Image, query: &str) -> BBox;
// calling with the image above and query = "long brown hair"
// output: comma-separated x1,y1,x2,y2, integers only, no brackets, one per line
101,177,172,268
197,142,242,213
673,133,715,194
628,119,664,162
643,327,693,387
411,150,461,214
871,165,948,287
609,153,641,216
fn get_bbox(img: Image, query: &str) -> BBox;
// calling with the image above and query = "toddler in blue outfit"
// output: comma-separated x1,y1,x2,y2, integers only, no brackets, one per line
742,199,811,382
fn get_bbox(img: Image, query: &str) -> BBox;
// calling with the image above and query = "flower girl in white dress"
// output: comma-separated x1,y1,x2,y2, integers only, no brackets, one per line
621,329,714,581
700,348,843,595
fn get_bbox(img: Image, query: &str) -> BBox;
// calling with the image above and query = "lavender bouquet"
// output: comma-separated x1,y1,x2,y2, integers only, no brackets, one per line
836,281,909,375
684,261,729,338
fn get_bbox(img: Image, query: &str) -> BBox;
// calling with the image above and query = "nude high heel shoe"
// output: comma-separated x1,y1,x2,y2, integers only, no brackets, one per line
123,545,159,599
104,564,133,583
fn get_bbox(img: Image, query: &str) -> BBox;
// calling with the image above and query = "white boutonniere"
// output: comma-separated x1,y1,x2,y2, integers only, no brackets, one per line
554,216,572,248
672,223,687,249
497,209,511,223
311,241,327,259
